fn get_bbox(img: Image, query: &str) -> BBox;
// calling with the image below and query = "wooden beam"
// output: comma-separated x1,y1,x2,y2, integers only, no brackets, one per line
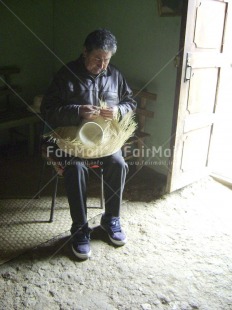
132,89,157,101
136,108,154,118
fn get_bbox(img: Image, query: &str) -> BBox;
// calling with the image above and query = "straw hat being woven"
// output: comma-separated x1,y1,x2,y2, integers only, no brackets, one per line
45,110,137,159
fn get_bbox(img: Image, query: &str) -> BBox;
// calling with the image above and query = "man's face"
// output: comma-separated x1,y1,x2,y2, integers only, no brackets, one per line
83,48,112,75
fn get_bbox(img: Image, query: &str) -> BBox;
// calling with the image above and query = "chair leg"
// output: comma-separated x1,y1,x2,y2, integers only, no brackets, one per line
100,168,104,209
49,173,58,223
36,160,46,199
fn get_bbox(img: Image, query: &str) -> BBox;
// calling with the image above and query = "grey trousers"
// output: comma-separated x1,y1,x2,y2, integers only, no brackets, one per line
60,150,128,234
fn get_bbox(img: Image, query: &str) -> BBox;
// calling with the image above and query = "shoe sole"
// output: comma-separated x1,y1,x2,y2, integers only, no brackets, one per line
72,245,91,260
101,225,127,246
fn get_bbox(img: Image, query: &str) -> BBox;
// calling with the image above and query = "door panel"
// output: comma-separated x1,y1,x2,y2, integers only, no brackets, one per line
187,68,218,113
167,0,230,192
181,127,211,171
194,1,226,49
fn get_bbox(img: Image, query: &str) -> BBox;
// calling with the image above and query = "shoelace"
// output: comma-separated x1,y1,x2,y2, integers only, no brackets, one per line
74,227,92,243
110,218,121,233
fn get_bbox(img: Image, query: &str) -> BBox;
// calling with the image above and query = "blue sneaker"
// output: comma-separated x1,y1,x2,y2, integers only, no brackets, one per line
72,225,91,259
100,214,127,246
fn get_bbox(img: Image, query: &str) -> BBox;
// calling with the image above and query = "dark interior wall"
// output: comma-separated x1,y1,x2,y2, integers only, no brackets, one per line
0,0,53,107
1,0,181,175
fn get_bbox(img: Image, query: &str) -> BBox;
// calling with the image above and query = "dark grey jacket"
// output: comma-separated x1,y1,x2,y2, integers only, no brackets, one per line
41,55,136,129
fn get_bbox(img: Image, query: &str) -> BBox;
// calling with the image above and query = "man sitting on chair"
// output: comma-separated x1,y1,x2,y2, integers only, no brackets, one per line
41,28,136,260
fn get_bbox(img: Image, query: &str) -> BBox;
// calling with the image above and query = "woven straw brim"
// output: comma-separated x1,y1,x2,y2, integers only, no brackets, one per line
45,111,137,158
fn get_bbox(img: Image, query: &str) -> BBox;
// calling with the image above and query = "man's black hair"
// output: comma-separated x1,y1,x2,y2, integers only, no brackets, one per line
84,29,117,55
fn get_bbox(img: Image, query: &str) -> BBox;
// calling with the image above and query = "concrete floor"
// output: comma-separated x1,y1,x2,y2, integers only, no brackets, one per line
0,175,232,310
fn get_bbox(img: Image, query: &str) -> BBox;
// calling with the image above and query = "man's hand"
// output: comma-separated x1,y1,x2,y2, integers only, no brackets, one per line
100,106,118,120
79,105,100,120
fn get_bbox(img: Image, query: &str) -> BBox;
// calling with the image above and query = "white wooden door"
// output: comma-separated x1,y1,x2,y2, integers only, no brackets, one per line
210,2,232,183
167,0,231,192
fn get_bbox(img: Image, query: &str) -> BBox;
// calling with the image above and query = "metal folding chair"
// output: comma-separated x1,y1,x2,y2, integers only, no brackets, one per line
37,142,104,223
